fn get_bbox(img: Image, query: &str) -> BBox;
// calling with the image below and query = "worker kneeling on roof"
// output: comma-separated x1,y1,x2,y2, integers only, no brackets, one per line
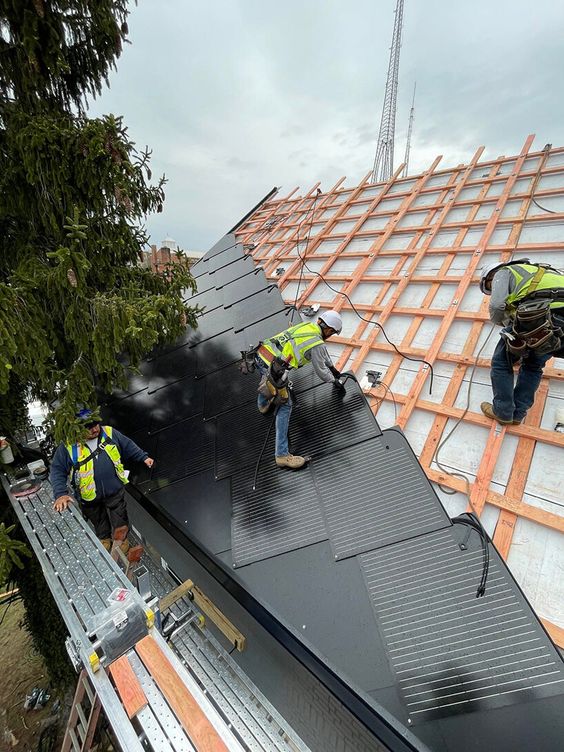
255,310,343,469
50,408,154,554
479,259,564,425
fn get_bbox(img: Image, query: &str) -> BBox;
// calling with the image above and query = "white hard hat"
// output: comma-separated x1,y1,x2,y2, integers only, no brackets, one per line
319,309,343,334
479,262,503,295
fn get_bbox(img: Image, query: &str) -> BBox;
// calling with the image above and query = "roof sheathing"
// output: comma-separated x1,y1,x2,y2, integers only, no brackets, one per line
236,135,564,647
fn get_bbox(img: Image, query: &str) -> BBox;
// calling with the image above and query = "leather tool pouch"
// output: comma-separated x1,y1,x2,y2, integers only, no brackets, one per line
511,300,563,356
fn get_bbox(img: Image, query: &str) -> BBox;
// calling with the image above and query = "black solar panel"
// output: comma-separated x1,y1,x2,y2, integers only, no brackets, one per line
149,377,205,432
102,389,154,435
203,363,260,420
288,380,381,461
231,462,327,568
187,307,233,345
148,344,198,390
214,401,276,479
313,431,451,560
204,242,244,268
232,288,289,332
185,285,223,313
109,359,154,400
360,528,564,724
208,254,255,286
151,413,215,485
194,329,242,377
222,269,270,307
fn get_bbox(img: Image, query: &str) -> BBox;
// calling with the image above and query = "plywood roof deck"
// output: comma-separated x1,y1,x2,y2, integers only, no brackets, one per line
236,135,564,647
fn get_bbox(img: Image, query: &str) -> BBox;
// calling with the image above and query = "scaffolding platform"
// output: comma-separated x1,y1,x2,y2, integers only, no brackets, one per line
3,476,309,752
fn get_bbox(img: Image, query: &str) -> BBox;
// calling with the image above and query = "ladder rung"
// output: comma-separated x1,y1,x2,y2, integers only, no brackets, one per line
69,727,81,752
82,674,95,705
75,703,88,741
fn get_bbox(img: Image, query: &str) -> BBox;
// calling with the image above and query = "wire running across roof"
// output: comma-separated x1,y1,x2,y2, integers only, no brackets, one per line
235,135,564,650
103,224,564,751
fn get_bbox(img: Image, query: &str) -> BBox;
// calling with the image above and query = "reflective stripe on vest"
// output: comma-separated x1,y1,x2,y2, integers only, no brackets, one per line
260,322,324,369
506,264,564,311
66,425,128,502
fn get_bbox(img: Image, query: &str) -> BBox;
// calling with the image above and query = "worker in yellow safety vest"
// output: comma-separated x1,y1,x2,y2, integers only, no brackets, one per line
50,409,154,553
255,310,344,469
479,259,564,424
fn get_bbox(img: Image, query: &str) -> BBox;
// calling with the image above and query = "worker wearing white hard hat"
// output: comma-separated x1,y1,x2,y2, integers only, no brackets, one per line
254,310,344,469
479,258,564,425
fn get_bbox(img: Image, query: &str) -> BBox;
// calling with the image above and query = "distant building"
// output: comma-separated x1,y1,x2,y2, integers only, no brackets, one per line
140,237,204,273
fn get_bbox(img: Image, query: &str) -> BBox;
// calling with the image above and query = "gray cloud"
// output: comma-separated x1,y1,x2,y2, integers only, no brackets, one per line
89,0,564,251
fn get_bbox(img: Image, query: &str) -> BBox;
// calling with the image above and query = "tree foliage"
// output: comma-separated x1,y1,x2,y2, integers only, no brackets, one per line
0,521,31,582
0,2,199,443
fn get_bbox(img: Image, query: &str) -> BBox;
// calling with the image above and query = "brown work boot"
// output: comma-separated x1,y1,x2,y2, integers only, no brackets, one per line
275,454,307,469
512,418,523,425
480,402,512,425
100,538,112,552
127,545,143,563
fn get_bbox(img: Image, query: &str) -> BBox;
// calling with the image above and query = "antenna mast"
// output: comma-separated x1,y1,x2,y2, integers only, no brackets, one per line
370,0,405,183
402,81,416,177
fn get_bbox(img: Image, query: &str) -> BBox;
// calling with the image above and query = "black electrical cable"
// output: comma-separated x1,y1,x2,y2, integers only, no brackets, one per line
293,191,321,315
376,380,398,422
531,197,559,215
292,233,435,393
452,512,490,597
252,405,278,491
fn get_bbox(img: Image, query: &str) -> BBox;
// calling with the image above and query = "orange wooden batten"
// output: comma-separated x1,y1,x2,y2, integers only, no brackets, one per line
238,135,564,649
136,635,229,752
108,655,148,719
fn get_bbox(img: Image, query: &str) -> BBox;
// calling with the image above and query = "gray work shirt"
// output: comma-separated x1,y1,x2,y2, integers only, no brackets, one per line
489,268,516,325
304,343,336,383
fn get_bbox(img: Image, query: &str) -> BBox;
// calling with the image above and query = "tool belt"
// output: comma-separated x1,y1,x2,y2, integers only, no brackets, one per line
238,343,292,405
238,348,258,375
503,298,564,356
257,352,292,406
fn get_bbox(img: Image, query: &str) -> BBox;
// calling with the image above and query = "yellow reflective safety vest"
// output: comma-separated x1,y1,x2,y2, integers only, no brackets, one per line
66,425,128,502
259,322,324,369
506,264,564,312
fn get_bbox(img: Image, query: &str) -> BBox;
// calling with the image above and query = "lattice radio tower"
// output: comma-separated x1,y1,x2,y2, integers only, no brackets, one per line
402,81,416,177
370,0,405,183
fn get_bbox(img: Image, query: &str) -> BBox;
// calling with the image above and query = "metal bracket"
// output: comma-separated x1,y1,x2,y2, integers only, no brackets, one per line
459,526,473,551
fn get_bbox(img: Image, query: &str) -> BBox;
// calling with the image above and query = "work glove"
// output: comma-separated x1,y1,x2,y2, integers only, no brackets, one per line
329,365,341,379
333,378,346,393
339,370,357,382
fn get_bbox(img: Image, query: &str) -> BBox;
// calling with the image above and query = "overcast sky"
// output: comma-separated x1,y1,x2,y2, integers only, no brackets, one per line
89,0,564,252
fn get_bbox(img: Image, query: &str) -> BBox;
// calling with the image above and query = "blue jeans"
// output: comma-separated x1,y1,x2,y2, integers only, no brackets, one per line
256,358,292,457
490,334,556,421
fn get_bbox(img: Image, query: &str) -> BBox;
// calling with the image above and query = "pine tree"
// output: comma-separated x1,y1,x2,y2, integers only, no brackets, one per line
0,1,199,444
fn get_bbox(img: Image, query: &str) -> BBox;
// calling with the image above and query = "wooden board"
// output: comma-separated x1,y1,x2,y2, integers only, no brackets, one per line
108,655,147,719
159,578,194,613
160,579,246,652
136,635,229,752
191,584,246,652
